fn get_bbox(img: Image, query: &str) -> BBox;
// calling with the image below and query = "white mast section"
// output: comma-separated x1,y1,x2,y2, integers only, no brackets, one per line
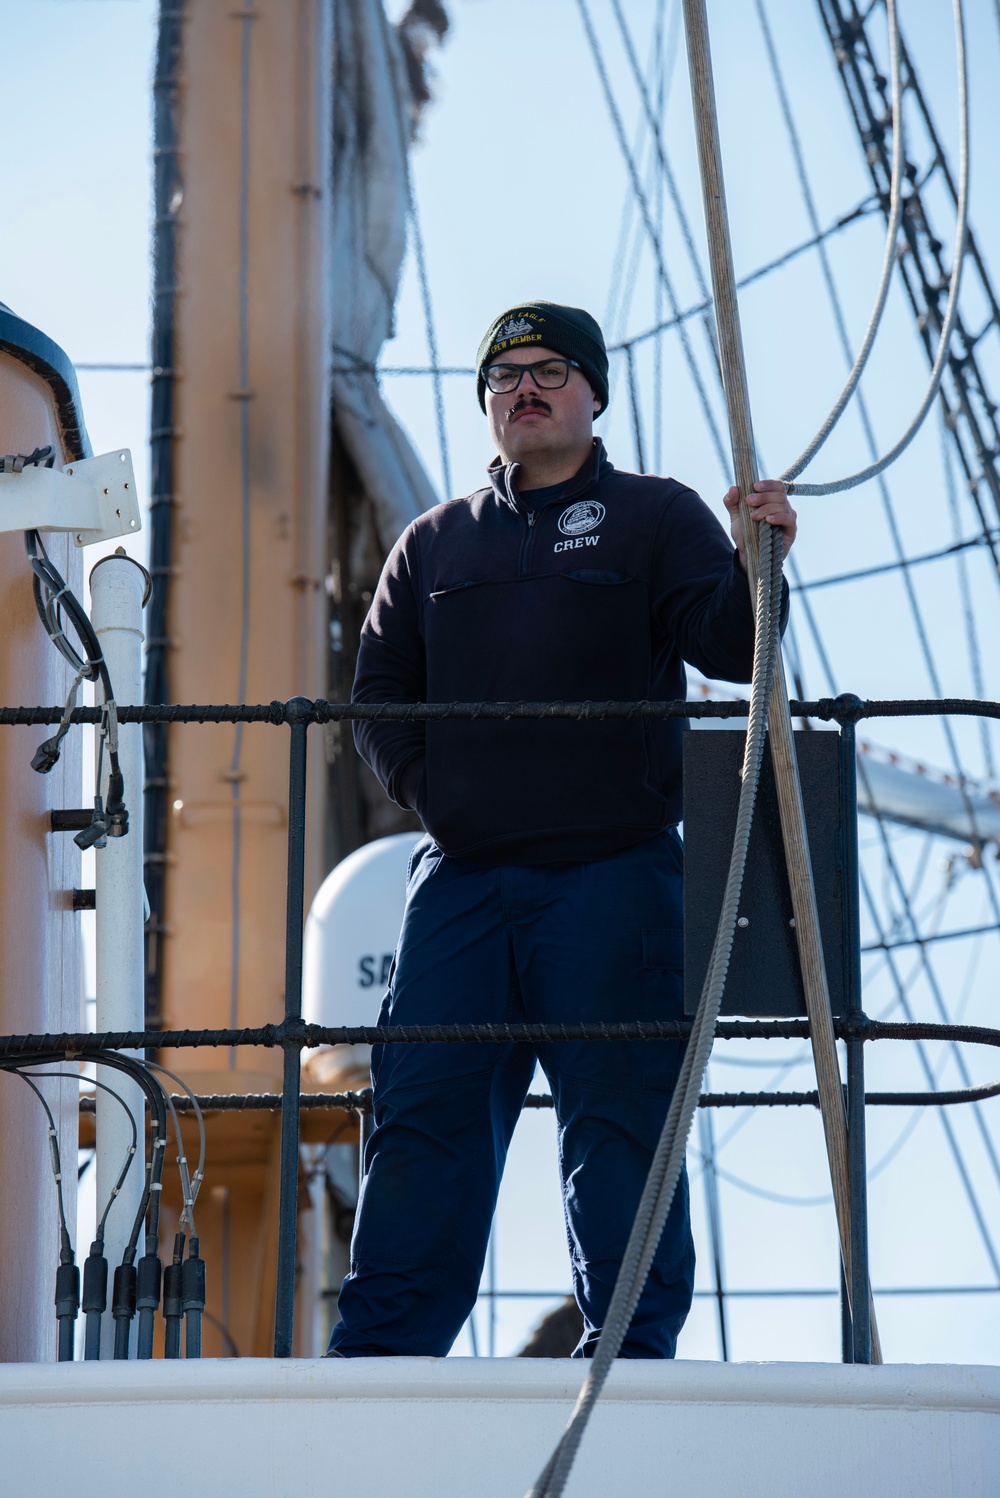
91,554,147,1358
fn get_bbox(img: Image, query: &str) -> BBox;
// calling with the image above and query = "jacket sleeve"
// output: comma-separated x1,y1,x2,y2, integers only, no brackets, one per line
650,485,789,684
351,526,427,811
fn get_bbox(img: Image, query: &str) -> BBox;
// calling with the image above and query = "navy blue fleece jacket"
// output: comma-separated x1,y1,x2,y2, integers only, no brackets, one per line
352,440,786,863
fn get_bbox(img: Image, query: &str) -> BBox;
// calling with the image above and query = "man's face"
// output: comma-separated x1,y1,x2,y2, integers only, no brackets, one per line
484,345,601,466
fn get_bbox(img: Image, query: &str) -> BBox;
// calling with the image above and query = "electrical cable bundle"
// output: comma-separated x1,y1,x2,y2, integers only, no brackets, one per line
2,1052,206,1360
18,446,128,845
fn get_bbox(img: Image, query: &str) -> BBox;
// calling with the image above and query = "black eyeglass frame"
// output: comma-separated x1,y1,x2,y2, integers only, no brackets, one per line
482,357,581,395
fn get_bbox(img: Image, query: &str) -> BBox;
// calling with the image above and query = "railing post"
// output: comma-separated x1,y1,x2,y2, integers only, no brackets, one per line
840,717,872,1363
274,697,311,1358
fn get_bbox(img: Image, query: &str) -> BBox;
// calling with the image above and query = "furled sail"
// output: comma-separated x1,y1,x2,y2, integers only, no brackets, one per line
330,0,447,546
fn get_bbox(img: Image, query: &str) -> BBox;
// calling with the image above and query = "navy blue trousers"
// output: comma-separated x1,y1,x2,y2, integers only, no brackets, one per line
328,830,695,1359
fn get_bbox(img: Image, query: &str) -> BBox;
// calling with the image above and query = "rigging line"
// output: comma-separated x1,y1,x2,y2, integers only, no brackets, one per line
328,198,880,378
757,0,1000,919
605,52,673,360
705,1042,821,1159
782,564,1000,1268
712,1163,832,1209
407,196,453,502
624,344,647,473
575,0,730,473
780,0,970,496
608,0,720,376
941,407,997,776
790,528,1000,591
611,3,680,365
603,8,662,339
613,174,654,353
772,0,905,480
696,1108,730,1360
653,0,682,472
858,754,1000,1194
859,867,1000,1283
228,0,255,1067
376,0,452,503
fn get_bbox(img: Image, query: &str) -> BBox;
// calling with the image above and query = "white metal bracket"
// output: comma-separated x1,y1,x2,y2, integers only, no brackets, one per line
0,449,141,546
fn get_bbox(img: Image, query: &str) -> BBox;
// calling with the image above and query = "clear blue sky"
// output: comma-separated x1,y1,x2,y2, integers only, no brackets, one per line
3,0,1000,1364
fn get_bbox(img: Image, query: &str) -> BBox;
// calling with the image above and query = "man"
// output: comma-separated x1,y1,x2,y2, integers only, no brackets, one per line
328,301,796,1359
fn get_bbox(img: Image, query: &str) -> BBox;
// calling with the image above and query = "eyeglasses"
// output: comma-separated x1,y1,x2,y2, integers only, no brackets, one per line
482,358,580,395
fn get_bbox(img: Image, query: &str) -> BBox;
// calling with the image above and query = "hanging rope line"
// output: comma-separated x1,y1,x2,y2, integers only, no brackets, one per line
785,0,969,496
758,0,1000,923
778,0,904,481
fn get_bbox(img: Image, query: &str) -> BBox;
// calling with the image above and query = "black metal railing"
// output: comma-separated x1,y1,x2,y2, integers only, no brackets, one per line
3,693,999,1362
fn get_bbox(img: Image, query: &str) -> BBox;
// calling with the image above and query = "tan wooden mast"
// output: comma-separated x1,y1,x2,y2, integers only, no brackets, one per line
156,0,333,1357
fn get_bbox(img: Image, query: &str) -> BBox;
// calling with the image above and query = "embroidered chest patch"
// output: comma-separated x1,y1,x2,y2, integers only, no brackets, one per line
558,500,606,536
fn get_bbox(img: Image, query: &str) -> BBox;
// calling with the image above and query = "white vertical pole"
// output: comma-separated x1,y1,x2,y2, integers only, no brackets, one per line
91,553,147,1358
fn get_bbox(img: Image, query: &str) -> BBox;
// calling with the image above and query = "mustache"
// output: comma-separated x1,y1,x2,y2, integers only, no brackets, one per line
507,394,552,421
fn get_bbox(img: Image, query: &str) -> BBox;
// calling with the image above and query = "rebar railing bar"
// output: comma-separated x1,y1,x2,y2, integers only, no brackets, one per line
3,694,1000,727
75,1073,1000,1115
481,1284,1000,1300
9,1017,1000,1054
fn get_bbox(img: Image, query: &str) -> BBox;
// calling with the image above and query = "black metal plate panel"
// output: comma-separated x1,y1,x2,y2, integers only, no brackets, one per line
683,730,847,1018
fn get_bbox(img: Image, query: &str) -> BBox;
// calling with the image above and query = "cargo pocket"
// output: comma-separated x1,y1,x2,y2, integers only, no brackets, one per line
642,926,685,1092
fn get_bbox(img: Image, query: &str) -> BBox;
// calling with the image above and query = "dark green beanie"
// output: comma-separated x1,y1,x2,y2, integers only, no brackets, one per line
476,301,609,416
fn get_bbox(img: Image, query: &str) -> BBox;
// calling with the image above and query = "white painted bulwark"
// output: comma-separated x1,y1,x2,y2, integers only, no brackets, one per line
1,1359,997,1497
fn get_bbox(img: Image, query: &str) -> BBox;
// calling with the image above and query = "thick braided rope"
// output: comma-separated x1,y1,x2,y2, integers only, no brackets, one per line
527,522,783,1498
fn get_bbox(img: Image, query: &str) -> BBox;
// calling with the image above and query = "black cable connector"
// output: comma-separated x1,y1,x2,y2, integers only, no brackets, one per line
55,1259,80,1362
32,735,64,775
112,1260,136,1360
104,770,129,838
82,1239,108,1360
136,1235,162,1360
163,1232,185,1359
182,1237,206,1359
74,797,108,852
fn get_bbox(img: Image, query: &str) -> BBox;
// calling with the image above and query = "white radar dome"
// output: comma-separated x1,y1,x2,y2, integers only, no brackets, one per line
303,832,421,1033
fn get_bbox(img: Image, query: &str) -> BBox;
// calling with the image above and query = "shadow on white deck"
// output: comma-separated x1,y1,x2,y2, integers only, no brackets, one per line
2,1357,998,1496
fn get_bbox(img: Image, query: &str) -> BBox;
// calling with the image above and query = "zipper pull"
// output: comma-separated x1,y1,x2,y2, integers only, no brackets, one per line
527,510,536,528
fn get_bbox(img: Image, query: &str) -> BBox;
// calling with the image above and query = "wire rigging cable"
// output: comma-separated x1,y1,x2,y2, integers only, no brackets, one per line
784,0,969,496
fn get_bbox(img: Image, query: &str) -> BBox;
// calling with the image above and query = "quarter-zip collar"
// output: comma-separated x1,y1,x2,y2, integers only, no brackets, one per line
487,438,612,518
